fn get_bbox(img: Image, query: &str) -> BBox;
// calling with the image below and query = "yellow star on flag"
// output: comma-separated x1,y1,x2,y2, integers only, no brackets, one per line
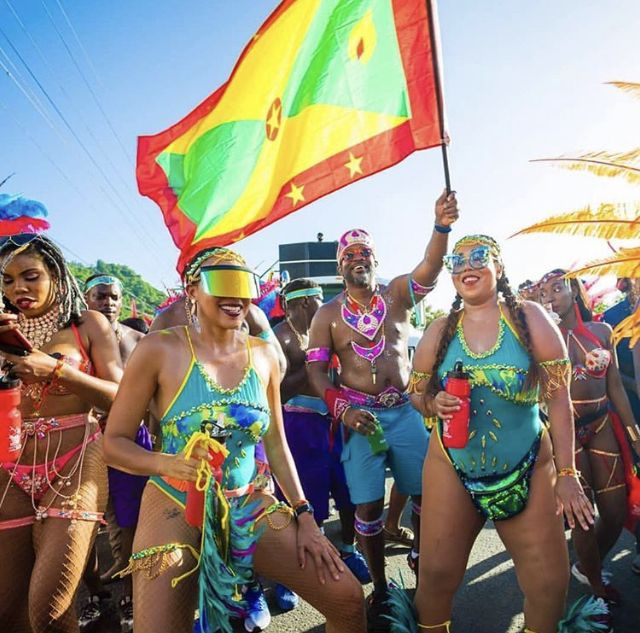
345,152,364,178
285,182,305,206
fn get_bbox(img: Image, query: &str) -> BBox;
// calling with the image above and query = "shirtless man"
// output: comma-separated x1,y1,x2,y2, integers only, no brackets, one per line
307,191,458,631
82,274,151,632
273,278,371,611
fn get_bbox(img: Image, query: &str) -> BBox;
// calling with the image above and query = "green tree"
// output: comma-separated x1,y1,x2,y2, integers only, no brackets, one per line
411,302,446,330
68,260,167,319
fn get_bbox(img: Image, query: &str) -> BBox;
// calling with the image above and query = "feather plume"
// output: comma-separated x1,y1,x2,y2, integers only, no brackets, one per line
612,309,640,348
607,81,640,100
558,596,610,632
531,150,640,185
510,203,640,240
384,574,418,633
565,247,640,279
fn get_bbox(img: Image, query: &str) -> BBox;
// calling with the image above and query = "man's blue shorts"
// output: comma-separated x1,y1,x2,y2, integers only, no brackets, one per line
340,400,429,505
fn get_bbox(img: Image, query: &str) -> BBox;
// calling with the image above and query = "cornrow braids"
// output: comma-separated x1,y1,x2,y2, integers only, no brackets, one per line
497,275,538,389
424,293,462,400
0,234,86,328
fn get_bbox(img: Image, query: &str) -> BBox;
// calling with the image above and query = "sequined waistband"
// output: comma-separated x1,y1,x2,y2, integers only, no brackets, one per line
341,385,408,409
22,413,92,440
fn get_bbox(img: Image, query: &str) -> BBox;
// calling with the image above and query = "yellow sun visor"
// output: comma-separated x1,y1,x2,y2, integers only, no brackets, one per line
199,264,260,299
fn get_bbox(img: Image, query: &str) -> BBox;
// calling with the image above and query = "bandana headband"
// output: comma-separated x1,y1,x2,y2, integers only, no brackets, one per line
453,234,501,259
85,275,122,293
284,287,324,302
538,269,569,286
337,228,376,262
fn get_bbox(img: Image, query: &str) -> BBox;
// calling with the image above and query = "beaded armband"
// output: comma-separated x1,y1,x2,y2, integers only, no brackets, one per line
539,358,571,401
407,370,432,395
410,276,436,297
306,347,331,363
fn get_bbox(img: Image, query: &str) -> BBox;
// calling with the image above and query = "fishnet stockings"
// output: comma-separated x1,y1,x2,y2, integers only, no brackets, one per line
131,485,200,633
30,437,108,632
0,435,107,633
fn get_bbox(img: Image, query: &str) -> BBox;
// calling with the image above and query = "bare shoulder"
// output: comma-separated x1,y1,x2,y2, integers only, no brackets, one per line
78,309,112,336
246,303,270,335
520,300,549,324
313,296,340,323
121,323,145,342
588,320,613,342
149,298,187,332
249,334,277,361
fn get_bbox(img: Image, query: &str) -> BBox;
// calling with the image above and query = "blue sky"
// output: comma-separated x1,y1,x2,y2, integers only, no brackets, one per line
1,1,638,310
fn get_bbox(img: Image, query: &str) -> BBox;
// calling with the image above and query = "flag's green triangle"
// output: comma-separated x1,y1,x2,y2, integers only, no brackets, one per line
158,120,265,234
284,0,409,118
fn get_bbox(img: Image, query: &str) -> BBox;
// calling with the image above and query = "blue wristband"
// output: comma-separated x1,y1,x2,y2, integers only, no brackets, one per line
434,224,451,234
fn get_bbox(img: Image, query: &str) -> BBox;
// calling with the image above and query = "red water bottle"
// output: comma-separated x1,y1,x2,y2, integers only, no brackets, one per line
185,421,229,527
442,361,471,449
0,376,22,461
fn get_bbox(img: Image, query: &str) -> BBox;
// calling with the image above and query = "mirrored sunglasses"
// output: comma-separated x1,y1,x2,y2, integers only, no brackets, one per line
443,245,492,275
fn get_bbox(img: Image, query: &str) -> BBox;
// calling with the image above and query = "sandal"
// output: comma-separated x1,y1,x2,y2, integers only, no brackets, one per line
383,526,414,547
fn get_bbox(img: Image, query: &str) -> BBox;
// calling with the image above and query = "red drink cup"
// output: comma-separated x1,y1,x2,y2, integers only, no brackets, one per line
0,377,22,462
442,362,471,449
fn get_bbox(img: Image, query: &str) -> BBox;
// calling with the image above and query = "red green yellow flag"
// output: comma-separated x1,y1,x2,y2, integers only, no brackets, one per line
137,0,447,273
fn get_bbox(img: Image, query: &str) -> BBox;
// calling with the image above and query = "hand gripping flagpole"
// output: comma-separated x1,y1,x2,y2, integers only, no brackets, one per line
426,0,452,194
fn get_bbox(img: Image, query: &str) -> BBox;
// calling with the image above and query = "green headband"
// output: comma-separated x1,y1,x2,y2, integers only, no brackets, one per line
85,275,122,293
284,287,323,302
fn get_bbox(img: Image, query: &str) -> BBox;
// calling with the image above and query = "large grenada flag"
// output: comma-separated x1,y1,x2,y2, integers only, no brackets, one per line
137,0,447,274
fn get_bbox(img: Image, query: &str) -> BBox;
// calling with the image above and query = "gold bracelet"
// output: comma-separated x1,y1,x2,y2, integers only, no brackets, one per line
557,467,581,478
627,424,640,443
50,358,65,382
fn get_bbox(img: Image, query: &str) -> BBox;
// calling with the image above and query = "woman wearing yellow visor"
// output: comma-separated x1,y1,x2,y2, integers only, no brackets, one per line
103,247,365,633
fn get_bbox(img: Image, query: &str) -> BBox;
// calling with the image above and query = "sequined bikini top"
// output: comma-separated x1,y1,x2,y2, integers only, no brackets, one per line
21,323,94,403
565,328,611,381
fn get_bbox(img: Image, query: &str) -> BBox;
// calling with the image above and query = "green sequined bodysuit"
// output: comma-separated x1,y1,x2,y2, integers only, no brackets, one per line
437,310,543,520
149,328,274,632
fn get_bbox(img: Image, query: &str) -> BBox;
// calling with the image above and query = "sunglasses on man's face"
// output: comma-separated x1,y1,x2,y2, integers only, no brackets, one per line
341,247,373,262
443,245,492,275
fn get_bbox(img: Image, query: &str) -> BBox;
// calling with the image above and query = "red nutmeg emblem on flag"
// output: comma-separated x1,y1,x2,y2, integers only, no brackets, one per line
348,10,376,63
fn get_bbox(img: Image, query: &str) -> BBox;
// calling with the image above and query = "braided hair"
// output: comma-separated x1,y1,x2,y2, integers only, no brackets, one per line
424,271,539,401
0,234,86,328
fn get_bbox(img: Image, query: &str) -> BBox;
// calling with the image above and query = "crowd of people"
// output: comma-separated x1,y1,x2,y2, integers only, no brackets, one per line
0,187,638,633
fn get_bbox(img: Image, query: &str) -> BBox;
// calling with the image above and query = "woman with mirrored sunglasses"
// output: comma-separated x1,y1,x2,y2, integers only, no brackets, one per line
0,232,122,632
103,247,365,633
403,235,597,633
539,270,640,606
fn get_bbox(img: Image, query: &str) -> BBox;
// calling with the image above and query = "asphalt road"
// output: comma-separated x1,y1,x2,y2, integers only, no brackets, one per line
83,482,639,633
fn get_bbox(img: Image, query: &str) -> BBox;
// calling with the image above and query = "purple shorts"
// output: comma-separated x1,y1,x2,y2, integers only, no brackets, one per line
276,396,353,523
107,424,153,528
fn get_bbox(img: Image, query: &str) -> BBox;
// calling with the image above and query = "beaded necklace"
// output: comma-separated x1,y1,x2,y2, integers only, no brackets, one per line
341,287,387,384
17,304,61,349
285,316,308,351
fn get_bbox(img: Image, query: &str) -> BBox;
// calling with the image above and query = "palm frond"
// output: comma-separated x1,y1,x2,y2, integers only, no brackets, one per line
607,81,640,100
531,150,640,185
612,309,640,349
565,247,640,279
511,203,640,240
